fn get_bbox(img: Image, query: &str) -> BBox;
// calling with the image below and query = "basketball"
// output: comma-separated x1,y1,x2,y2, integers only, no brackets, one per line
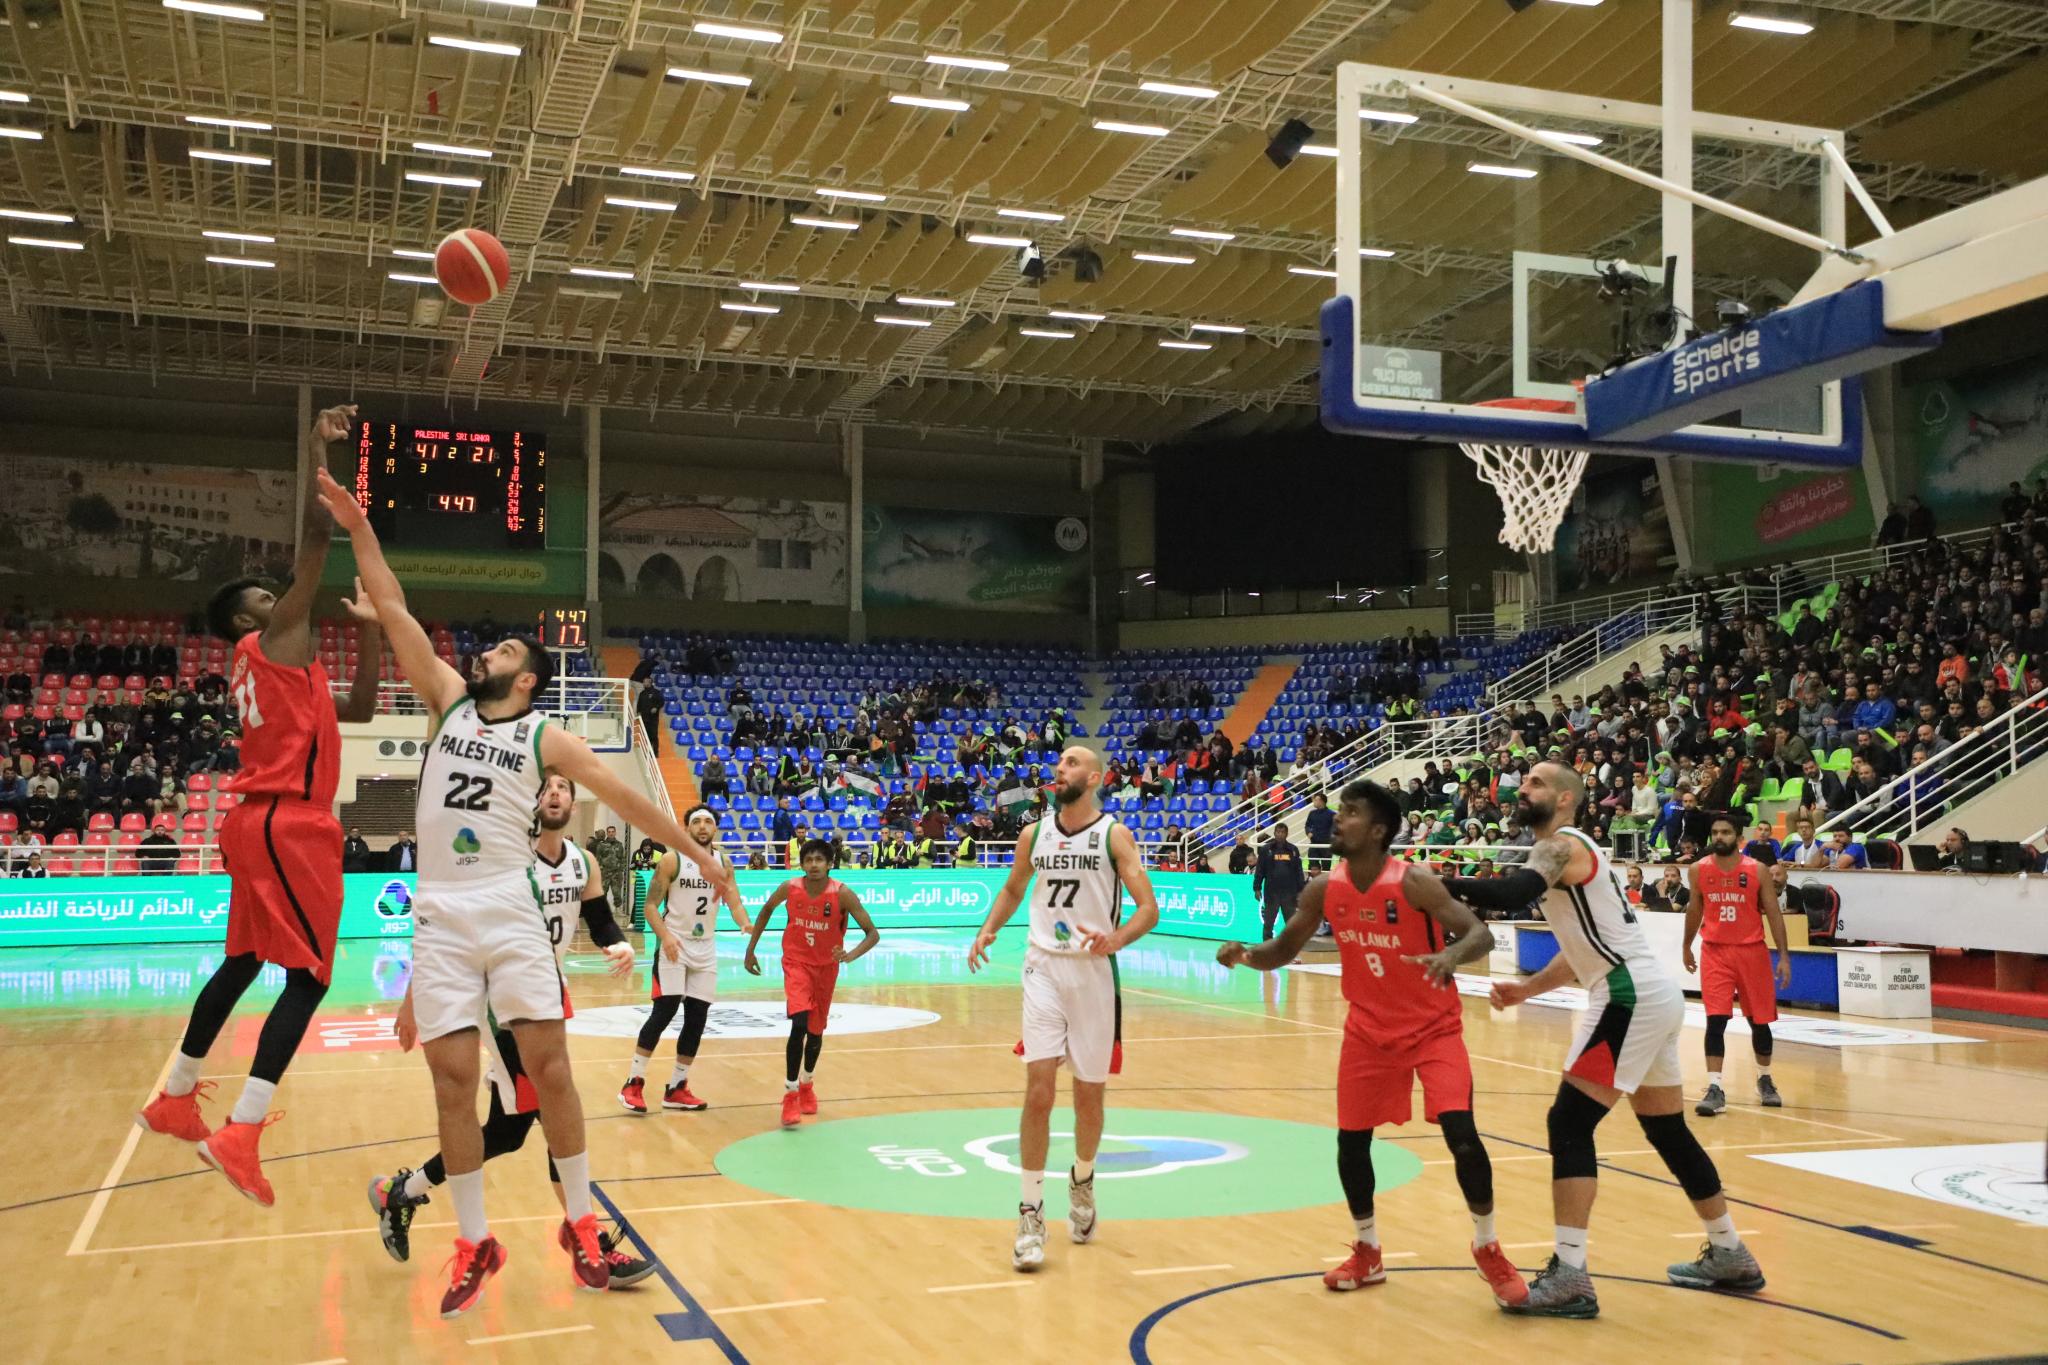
433,228,510,307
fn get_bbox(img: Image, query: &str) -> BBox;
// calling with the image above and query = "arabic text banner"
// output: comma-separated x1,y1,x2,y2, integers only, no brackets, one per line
0,872,1264,947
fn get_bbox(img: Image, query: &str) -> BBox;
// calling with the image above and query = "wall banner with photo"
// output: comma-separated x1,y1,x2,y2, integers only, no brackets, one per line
1905,355,2048,527
863,507,1090,615
1552,462,1677,592
599,493,849,605
0,455,294,583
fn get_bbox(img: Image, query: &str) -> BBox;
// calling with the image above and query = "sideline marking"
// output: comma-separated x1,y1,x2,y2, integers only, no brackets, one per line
699,1298,828,1315
927,1280,1035,1294
69,1048,176,1256
1132,1264,1234,1277
468,1325,594,1347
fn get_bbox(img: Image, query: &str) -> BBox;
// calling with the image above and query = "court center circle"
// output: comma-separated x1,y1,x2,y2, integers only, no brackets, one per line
714,1106,1421,1219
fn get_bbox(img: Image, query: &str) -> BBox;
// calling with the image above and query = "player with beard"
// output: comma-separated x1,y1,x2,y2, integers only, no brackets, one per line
367,773,654,1287
968,746,1159,1273
316,468,738,1318
1442,762,1765,1318
1684,814,1792,1115
1215,779,1526,1305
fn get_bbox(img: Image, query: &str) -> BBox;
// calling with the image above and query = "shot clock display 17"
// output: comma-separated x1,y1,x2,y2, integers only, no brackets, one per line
351,421,547,551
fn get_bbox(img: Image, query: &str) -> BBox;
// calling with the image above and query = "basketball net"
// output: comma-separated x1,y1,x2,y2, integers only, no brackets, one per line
1461,393,1588,555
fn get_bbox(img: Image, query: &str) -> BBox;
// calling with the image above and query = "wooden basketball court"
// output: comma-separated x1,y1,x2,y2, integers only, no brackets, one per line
9,925,2047,1363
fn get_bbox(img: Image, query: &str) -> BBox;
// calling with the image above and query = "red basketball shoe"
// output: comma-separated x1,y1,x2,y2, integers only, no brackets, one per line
440,1236,507,1319
196,1112,284,1206
780,1090,802,1128
797,1082,818,1115
1324,1241,1385,1291
619,1077,648,1114
663,1081,707,1111
1473,1240,1529,1306
561,1213,611,1292
136,1081,215,1143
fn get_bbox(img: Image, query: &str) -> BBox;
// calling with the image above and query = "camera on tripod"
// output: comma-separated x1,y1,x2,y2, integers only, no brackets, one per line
1594,255,1695,372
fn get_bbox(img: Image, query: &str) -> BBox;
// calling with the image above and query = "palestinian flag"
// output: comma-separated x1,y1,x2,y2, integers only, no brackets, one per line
995,784,1036,811
837,766,884,800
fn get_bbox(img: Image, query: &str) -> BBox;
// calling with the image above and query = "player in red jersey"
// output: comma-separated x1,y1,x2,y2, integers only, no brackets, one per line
744,839,878,1128
1684,815,1793,1116
1218,779,1525,1305
135,404,385,1205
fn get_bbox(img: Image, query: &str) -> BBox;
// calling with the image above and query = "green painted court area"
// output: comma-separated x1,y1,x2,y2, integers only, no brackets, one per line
713,1106,1420,1220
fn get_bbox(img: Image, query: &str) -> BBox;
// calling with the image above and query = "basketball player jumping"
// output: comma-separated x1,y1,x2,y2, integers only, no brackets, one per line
968,745,1159,1273
622,804,753,1114
1446,762,1765,1318
744,838,879,1127
136,404,384,1206
368,772,654,1286
1685,815,1792,1115
1216,779,1527,1306
315,467,738,1318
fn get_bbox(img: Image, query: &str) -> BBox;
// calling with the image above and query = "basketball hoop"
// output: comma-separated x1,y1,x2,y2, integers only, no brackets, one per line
1460,395,1590,555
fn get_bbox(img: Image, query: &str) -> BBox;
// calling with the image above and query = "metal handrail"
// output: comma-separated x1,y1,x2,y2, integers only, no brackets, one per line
1812,685,2048,843
1485,598,1700,707
370,676,631,749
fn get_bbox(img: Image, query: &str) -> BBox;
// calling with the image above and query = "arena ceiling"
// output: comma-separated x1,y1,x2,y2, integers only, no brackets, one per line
0,0,2044,445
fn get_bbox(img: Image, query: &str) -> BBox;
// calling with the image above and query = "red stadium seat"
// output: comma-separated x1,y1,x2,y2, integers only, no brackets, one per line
0,814,16,833
123,674,146,690
118,813,146,832
1,705,22,723
94,674,119,692
115,830,142,848
84,831,112,847
176,857,202,875
87,812,114,832
38,673,60,689
50,830,79,849
151,813,176,833
186,773,213,794
62,705,85,723
186,792,213,813
181,813,208,834
66,674,90,690
213,793,240,813
114,858,140,877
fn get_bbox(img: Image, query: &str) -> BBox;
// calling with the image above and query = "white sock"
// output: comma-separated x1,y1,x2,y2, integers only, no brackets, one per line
785,1079,800,1092
402,1168,434,1201
166,1052,205,1097
1353,1215,1378,1248
1471,1210,1497,1247
1708,1070,1723,1088
1021,1169,1045,1209
229,1077,276,1126
555,1150,592,1222
1704,1212,1741,1250
800,1066,814,1085
629,1054,647,1080
1555,1225,1589,1269
1072,1158,1094,1183
1756,1062,1771,1078
670,1063,689,1088
449,1170,488,1243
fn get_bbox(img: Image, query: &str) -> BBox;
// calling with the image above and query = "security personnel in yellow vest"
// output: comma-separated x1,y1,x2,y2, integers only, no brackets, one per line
785,826,807,869
953,828,978,865
908,832,937,868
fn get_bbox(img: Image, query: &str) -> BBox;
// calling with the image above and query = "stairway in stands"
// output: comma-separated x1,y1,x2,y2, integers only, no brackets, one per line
1220,658,1299,748
603,644,697,814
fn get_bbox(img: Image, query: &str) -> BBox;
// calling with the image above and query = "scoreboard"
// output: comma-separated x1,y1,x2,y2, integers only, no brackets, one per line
351,421,547,551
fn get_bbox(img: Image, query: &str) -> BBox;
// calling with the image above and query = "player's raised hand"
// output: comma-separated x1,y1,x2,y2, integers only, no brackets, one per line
1215,941,1250,969
744,949,763,976
312,403,357,444
314,466,368,530
603,942,636,978
967,926,996,972
1402,950,1460,987
339,576,379,624
1488,979,1530,1011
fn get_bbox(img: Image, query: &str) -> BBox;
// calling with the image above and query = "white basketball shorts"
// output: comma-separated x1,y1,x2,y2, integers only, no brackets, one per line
411,872,566,1045
1021,950,1117,1083
653,941,718,1003
1564,957,1684,1095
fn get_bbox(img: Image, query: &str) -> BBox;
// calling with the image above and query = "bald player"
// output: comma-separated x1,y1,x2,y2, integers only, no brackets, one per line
1440,762,1765,1319
970,745,1159,1273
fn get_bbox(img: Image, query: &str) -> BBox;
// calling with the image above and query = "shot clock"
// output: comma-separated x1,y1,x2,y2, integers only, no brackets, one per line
351,421,547,551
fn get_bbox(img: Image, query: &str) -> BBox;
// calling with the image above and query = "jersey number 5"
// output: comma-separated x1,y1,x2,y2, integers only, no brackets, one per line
444,773,494,811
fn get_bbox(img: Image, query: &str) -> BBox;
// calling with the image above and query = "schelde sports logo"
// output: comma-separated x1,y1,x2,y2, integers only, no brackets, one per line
1671,326,1764,397
963,1131,1248,1180
374,881,413,920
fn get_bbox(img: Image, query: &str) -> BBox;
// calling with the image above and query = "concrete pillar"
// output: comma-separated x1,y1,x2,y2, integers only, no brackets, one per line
844,423,865,645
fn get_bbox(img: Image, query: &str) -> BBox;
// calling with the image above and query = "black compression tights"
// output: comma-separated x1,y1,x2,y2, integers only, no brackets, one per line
1438,1110,1494,1211
424,1092,554,1186
1336,1128,1376,1218
637,995,713,1058
181,954,329,1086
785,1015,824,1082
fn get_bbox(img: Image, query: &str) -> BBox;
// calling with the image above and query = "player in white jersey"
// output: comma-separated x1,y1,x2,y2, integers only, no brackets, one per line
619,803,753,1114
1440,762,1765,1319
317,468,738,1319
369,773,651,1286
969,746,1158,1273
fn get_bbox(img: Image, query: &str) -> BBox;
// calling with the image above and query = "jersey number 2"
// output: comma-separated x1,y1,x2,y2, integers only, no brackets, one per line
444,773,494,811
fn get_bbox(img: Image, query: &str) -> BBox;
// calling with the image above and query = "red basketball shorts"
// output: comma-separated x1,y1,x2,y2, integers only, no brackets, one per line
1701,942,1779,1024
785,959,840,1034
218,796,343,984
1337,1022,1474,1131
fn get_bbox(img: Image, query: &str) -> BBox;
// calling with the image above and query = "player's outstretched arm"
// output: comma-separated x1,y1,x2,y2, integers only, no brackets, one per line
838,889,880,965
745,884,788,975
262,404,356,666
540,727,738,911
1401,866,1495,986
335,576,384,723
968,821,1039,971
1681,865,1706,974
1219,874,1326,971
1489,951,1576,1009
576,859,635,977
312,466,466,715
1091,822,1158,956
1441,832,1587,914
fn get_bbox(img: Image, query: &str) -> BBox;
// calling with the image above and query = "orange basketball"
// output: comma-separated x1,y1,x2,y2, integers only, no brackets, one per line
433,227,511,307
